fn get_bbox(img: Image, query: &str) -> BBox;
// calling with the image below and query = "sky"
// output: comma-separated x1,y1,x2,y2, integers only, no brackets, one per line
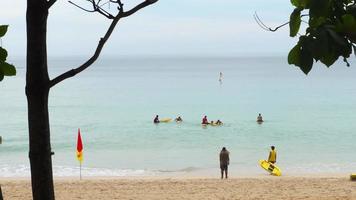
0,0,299,57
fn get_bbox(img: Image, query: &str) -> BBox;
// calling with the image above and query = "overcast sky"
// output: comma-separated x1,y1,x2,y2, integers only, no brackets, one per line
1,0,298,58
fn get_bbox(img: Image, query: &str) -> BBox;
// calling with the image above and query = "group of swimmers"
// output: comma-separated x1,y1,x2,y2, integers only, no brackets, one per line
153,115,224,125
153,113,265,124
153,115,183,123
201,116,223,126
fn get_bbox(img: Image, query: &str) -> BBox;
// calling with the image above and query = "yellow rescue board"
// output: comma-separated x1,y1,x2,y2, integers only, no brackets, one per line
259,160,282,176
160,118,172,123
351,174,356,181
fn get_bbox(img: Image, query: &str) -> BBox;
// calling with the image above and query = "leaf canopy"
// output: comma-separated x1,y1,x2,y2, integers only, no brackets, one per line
288,0,356,74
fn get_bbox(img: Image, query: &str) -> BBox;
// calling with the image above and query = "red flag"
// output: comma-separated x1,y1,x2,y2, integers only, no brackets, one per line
76,128,83,163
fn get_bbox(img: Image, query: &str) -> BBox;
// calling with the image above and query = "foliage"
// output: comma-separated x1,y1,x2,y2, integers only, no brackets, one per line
288,0,356,74
0,25,16,81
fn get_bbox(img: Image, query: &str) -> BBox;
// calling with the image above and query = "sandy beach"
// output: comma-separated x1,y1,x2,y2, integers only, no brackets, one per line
1,176,355,200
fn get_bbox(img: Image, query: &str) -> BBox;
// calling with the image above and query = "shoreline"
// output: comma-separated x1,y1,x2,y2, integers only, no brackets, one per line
1,163,355,177
1,171,354,180
1,172,354,180
1,163,355,179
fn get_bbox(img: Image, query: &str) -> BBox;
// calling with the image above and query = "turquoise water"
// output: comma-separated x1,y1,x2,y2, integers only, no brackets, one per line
0,56,356,177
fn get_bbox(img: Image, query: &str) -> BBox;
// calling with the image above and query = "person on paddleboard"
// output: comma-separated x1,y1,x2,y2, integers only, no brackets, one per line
219,72,223,83
202,116,209,125
175,116,183,122
219,147,230,179
268,146,277,164
153,115,160,123
257,113,264,123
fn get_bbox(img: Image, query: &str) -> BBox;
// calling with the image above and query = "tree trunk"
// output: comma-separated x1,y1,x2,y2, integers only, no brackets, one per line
0,185,3,200
26,1,55,199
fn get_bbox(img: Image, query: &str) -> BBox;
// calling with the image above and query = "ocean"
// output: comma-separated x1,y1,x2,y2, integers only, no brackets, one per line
0,56,355,177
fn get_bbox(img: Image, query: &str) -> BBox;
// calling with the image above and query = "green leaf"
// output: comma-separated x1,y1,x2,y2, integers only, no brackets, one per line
0,25,8,37
327,28,347,47
310,28,328,60
291,0,300,7
320,52,338,67
309,17,326,28
291,0,309,8
290,8,302,37
309,0,330,17
0,62,16,76
299,47,313,74
288,44,301,65
0,47,8,62
342,14,355,28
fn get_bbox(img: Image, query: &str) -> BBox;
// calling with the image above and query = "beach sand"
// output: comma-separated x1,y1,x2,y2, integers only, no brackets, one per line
1,176,355,200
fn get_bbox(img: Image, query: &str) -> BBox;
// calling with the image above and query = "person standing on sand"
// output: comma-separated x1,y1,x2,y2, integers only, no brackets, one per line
268,146,277,164
219,147,230,179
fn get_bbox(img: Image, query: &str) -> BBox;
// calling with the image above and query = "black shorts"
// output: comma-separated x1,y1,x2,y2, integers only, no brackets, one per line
220,164,228,171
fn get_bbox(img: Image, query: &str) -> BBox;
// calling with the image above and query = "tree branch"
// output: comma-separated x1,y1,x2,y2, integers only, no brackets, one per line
96,5,115,19
254,11,309,32
47,0,57,9
49,0,158,88
49,16,120,88
69,1,96,12
69,0,115,19
121,0,158,17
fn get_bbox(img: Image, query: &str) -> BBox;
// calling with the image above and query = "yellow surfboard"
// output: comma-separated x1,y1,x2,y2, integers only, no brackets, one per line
351,174,356,181
259,160,282,176
160,118,172,123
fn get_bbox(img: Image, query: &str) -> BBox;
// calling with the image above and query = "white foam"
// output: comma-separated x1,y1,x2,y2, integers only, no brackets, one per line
0,164,156,177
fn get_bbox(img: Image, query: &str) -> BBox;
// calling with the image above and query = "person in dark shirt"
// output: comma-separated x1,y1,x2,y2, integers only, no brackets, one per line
175,116,183,122
257,113,264,123
219,147,230,179
153,115,160,123
216,120,223,125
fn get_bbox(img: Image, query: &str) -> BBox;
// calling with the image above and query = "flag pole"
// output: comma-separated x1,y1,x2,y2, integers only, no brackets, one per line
80,162,82,180
77,128,84,180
